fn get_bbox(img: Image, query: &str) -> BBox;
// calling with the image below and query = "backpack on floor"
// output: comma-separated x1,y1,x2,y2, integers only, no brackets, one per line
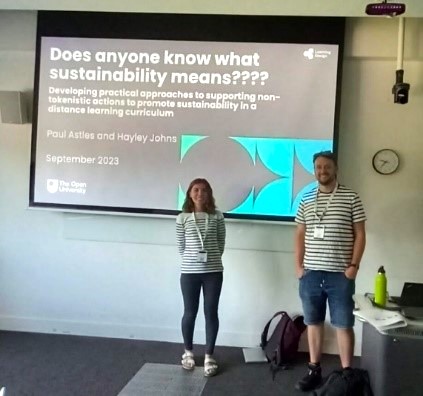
260,311,306,378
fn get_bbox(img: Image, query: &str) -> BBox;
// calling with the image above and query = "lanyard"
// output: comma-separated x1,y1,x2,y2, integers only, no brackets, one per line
192,212,209,250
314,183,338,223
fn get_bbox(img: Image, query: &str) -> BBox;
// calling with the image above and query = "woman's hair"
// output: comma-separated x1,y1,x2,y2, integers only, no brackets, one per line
182,178,216,214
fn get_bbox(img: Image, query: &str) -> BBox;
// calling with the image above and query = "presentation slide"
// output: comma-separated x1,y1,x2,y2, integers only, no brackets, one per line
30,13,343,221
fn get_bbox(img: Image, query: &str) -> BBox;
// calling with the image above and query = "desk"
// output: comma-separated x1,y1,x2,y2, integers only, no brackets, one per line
360,319,423,396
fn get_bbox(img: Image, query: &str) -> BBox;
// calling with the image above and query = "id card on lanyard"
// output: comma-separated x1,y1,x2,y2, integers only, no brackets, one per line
192,212,209,263
313,183,338,240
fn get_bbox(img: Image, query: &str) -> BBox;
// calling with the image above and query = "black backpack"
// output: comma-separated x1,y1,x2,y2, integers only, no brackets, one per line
260,311,306,378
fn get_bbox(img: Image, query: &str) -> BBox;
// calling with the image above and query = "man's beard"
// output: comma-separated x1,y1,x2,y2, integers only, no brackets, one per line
318,175,336,186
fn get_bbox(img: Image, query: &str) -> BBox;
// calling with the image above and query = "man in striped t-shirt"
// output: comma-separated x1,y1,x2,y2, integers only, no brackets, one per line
294,151,366,392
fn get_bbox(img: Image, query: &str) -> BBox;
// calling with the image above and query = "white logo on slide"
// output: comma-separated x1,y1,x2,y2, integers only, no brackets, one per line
303,48,315,60
46,178,87,195
47,179,59,193
303,48,332,60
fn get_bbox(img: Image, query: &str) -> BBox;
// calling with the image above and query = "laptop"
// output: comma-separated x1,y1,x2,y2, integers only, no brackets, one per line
397,282,423,320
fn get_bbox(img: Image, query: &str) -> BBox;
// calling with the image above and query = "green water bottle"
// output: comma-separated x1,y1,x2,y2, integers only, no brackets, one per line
374,266,387,306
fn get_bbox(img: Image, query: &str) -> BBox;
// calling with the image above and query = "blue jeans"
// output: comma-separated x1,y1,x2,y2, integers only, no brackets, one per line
299,270,355,328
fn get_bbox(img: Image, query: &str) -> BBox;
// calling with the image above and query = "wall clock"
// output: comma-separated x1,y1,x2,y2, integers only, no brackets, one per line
372,149,400,175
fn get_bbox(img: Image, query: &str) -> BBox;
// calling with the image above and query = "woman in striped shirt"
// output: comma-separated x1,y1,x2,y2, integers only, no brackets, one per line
176,178,226,377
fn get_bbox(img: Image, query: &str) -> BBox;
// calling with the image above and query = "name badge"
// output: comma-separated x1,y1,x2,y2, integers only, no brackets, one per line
313,225,325,239
197,250,208,263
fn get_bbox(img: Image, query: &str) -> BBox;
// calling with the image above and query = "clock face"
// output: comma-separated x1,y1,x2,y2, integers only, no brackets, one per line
372,149,399,175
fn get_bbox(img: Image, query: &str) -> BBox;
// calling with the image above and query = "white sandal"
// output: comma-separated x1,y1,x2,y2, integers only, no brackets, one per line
181,351,195,370
204,356,218,377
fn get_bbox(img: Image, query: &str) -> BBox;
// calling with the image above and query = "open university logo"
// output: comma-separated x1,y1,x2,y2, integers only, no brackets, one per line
47,179,59,193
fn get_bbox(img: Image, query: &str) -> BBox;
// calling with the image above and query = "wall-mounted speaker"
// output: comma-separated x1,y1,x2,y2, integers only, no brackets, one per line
0,91,27,124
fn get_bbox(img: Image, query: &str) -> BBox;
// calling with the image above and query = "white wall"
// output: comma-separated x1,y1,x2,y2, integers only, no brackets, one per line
0,7,422,358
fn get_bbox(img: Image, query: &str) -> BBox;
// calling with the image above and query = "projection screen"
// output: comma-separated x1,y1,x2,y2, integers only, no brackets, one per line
30,12,345,221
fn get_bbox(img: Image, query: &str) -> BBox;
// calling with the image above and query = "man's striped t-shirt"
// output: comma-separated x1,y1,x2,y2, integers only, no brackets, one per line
176,210,225,274
295,184,366,272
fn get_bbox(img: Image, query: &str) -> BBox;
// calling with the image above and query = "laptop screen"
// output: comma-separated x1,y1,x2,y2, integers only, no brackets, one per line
400,283,423,307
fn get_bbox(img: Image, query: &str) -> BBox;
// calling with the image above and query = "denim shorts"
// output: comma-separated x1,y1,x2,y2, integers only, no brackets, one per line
299,270,355,328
